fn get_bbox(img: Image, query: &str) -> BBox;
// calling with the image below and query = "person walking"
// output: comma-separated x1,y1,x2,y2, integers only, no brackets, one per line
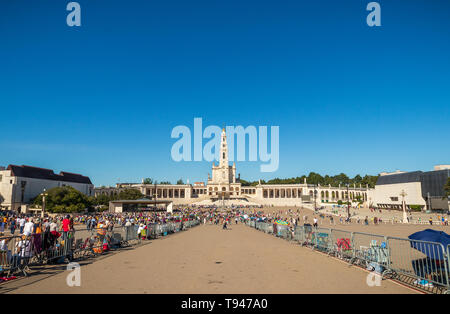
23,218,34,236
69,216,75,231
10,217,16,235
19,216,26,234
86,217,91,231
0,216,5,236
62,215,71,234
49,218,58,233
14,235,32,274
62,215,73,260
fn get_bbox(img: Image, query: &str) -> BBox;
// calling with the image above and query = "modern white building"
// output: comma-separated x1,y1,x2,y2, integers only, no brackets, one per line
372,165,450,211
0,165,94,211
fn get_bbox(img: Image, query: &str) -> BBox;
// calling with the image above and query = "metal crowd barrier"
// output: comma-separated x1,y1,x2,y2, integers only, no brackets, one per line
143,219,200,240
311,228,334,254
0,235,27,277
293,226,304,242
387,237,449,293
0,219,200,280
448,244,450,283
0,228,112,277
243,218,450,294
255,222,273,235
352,232,389,267
328,229,354,262
255,222,265,231
264,222,273,234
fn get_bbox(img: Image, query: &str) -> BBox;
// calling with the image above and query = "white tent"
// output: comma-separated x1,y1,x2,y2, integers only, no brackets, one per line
167,202,173,213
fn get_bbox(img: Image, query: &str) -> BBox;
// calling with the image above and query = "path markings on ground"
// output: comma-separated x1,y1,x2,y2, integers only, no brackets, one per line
5,224,415,294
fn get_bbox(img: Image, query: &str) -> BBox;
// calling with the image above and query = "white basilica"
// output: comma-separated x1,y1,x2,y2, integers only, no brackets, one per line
206,128,241,198
95,128,372,207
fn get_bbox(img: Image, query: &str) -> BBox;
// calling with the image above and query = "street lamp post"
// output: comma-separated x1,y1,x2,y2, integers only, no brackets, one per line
41,188,48,218
313,184,317,212
154,181,158,210
426,192,432,212
222,192,225,211
400,189,408,223
346,184,350,219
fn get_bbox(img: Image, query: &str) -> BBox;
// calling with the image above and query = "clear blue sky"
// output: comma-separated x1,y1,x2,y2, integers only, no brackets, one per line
0,0,449,186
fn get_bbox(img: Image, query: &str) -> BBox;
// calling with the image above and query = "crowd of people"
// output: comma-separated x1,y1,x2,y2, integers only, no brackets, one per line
0,208,207,281
0,214,74,237
1,205,449,282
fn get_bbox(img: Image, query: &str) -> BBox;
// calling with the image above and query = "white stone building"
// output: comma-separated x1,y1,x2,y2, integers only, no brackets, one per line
96,128,372,207
0,165,94,211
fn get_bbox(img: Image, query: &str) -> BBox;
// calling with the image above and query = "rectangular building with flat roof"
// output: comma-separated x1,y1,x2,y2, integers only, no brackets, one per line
373,165,449,211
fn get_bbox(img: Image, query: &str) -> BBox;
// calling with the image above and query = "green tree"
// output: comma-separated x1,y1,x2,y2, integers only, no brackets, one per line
91,193,112,206
91,188,144,207
355,195,363,204
360,175,378,188
409,205,423,211
116,188,144,200
353,174,363,185
176,179,184,185
445,177,450,197
307,172,324,185
239,172,378,188
33,186,92,213
334,173,350,185
143,178,153,184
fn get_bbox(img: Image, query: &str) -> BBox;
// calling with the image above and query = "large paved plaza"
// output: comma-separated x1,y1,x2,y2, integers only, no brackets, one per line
2,223,415,294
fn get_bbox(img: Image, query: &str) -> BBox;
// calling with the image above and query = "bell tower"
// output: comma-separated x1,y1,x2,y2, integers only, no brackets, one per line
209,127,236,185
207,127,240,198
219,128,229,167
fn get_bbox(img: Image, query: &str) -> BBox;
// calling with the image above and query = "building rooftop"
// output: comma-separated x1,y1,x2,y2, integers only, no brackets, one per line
434,165,450,171
376,168,449,188
376,171,422,185
6,165,92,185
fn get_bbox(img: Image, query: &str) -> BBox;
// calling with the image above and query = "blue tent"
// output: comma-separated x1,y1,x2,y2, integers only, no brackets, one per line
408,229,450,260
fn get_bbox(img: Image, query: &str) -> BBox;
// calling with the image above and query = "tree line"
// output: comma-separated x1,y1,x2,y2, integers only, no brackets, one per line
142,178,184,185
32,186,144,213
240,172,379,188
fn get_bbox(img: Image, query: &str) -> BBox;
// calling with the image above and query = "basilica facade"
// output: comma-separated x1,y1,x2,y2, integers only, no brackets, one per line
206,128,241,199
95,129,372,207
